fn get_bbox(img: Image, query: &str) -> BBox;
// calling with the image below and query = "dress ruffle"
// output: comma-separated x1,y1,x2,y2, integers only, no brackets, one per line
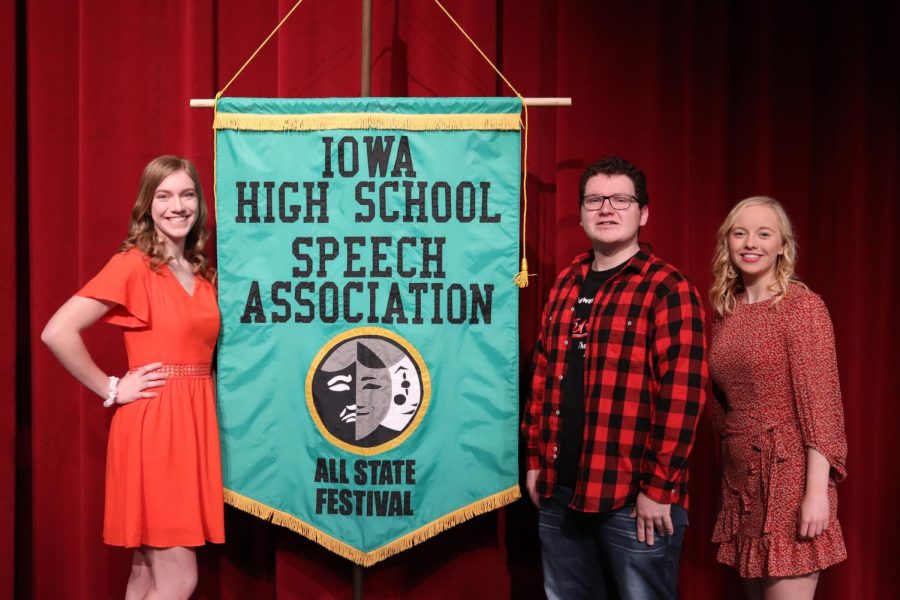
716,524,847,578
713,463,847,577
711,486,743,543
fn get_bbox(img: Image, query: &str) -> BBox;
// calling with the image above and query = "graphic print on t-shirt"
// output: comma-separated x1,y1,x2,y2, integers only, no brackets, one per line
571,290,595,353
571,317,590,340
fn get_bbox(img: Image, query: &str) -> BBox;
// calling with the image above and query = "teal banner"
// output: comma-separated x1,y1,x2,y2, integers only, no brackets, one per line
214,97,522,565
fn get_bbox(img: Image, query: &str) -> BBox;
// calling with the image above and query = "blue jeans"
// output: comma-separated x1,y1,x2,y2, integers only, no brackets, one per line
538,487,688,600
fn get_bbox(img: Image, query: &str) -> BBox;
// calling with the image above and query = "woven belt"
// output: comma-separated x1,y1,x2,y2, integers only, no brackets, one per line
127,362,212,378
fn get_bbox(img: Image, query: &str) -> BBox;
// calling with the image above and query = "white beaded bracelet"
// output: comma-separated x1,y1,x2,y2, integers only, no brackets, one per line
103,376,120,408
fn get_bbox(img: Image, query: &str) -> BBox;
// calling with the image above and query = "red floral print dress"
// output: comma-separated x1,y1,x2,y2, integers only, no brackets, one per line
709,284,847,578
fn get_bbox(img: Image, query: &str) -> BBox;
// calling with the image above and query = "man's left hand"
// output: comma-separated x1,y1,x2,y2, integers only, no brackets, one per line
629,491,673,546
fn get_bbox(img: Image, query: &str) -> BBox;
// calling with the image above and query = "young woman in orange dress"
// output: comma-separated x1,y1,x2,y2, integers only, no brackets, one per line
708,196,848,600
42,155,224,599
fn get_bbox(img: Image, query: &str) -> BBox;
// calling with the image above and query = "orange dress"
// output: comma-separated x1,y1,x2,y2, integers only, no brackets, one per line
78,249,225,548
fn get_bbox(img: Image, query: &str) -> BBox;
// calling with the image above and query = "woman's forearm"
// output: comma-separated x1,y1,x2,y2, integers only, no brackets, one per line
804,446,831,497
41,296,113,398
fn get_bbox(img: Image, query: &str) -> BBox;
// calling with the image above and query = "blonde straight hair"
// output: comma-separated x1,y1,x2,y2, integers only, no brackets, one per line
710,196,806,316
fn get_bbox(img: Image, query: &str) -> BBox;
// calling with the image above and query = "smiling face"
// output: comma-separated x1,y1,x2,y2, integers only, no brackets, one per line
728,203,785,287
581,174,648,254
150,169,198,250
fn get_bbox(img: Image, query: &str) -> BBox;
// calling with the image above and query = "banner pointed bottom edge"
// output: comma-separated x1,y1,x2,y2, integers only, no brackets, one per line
223,485,522,566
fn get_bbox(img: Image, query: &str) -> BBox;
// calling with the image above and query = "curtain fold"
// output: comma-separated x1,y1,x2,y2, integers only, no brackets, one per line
6,0,898,597
1,1,19,598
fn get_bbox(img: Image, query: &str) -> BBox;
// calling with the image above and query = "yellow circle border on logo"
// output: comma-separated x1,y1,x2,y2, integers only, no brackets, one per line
305,326,432,456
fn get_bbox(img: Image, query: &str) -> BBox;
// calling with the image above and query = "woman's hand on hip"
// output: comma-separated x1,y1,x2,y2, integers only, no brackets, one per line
115,362,168,405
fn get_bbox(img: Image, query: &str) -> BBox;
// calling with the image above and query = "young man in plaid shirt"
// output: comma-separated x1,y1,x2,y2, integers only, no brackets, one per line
522,156,708,599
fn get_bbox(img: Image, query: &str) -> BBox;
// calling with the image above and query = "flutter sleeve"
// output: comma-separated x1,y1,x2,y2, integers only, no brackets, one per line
784,289,848,482
77,250,151,328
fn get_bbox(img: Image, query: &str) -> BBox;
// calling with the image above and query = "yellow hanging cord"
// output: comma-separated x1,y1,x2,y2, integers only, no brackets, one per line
215,0,308,102
432,0,534,288
214,0,533,287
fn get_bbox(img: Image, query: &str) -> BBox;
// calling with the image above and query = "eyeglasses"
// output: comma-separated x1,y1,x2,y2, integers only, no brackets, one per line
581,194,638,211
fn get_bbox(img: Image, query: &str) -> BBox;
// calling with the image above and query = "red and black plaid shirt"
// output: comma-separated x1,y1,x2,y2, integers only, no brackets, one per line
523,248,708,512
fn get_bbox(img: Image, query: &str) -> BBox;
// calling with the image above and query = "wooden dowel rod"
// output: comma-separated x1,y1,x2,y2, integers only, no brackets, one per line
190,97,571,108
518,97,572,106
360,0,372,97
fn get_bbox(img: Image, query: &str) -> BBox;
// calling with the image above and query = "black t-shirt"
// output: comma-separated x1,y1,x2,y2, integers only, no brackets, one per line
556,261,626,486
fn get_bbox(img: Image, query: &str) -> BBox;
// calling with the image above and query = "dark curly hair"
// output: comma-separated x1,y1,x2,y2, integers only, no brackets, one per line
578,156,649,207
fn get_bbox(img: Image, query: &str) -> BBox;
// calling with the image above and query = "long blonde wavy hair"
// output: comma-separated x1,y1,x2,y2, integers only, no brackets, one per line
119,155,214,280
710,196,806,316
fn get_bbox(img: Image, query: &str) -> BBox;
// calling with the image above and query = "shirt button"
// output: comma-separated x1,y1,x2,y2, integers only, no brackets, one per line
555,409,560,416
627,320,632,326
558,375,563,381
563,340,568,345
553,446,558,452
570,307,575,311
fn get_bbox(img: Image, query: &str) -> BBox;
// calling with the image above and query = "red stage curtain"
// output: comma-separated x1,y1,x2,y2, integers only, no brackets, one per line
4,0,898,597
1,1,18,598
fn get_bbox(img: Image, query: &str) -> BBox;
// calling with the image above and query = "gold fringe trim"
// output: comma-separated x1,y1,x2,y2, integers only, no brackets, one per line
213,111,521,132
224,484,521,566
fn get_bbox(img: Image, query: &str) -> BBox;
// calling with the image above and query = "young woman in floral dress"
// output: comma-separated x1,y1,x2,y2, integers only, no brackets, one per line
708,196,847,600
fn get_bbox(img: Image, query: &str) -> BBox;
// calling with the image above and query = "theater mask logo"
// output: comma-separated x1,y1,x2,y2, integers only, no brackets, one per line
306,328,431,455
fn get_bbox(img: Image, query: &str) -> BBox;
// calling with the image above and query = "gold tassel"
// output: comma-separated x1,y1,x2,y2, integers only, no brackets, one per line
513,257,532,288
